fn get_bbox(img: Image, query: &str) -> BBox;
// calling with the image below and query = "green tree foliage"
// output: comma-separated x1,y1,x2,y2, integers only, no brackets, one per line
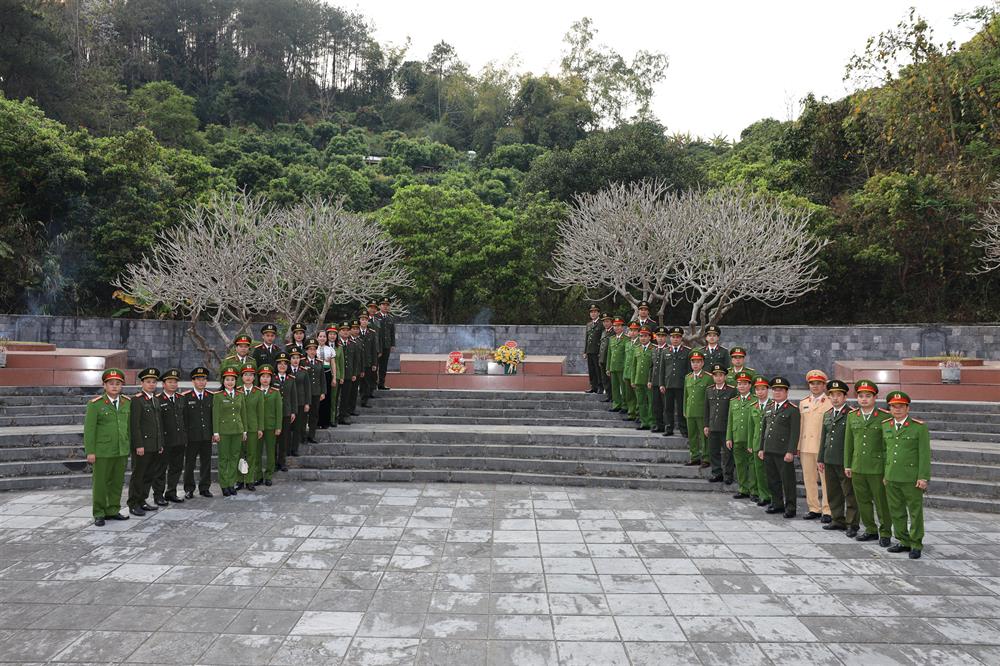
128,81,202,149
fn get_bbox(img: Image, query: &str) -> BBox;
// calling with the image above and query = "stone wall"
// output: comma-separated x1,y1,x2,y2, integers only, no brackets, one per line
1,315,997,384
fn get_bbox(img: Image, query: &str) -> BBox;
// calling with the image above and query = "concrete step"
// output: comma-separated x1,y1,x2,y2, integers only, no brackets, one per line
0,458,92,478
0,404,87,416
929,476,1000,500
927,429,1000,444
0,386,104,397
0,414,86,427
0,395,93,407
301,441,689,464
349,414,644,429
924,494,1000,514
0,445,83,463
0,473,95,492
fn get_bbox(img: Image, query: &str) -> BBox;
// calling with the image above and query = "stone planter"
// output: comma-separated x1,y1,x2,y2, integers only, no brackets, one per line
941,366,961,384
0,349,6,368
473,358,489,375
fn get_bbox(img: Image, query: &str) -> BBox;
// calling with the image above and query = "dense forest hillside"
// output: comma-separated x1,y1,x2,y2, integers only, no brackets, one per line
2,1,999,324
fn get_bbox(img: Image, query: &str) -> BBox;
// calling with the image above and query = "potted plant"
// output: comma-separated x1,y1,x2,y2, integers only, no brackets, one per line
939,351,965,384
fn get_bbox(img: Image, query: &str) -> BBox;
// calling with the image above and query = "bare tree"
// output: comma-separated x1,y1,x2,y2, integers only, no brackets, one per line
547,182,828,342
546,180,685,320
113,191,277,365
972,181,1000,274
114,193,413,364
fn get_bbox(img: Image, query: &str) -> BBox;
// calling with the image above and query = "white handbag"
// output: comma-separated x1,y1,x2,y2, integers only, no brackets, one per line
238,458,249,475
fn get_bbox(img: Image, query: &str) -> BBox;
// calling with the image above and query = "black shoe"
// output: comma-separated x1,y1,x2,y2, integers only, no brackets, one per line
141,503,158,512
700,462,711,469
378,386,388,390
908,549,922,559
756,499,771,507
855,532,879,542
289,452,299,457
636,425,649,430
264,479,273,486
105,513,129,521
821,515,832,524
679,432,689,438
236,482,245,489
280,465,289,472
846,527,859,538
802,512,821,520
331,422,338,427
662,431,674,437
784,511,797,519
245,484,256,492
684,460,700,467
707,475,723,483
765,506,784,514
165,495,184,504
351,412,360,416
609,407,621,413
94,518,106,526
154,497,168,507
586,388,597,394
307,438,318,444
184,491,194,500
823,523,847,531
651,427,663,433
723,478,734,486
879,537,892,548
887,543,911,553
733,493,748,499
200,489,213,498
340,419,352,426
222,488,231,497
231,487,238,496
256,479,264,486
129,507,146,517
601,397,611,403
360,402,370,408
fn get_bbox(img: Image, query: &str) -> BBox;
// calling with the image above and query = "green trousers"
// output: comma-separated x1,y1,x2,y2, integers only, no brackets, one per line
610,371,625,410
218,434,242,490
852,472,892,537
752,448,770,501
635,384,653,428
329,383,340,424
824,464,858,529
261,430,277,481
686,417,705,462
886,480,925,550
732,440,754,495
623,379,637,417
244,433,263,484
92,456,127,519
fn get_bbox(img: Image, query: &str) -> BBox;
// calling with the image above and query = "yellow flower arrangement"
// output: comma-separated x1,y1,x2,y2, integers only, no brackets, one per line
494,343,525,374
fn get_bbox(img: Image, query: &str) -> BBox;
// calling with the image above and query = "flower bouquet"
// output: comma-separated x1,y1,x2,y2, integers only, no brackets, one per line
446,350,466,374
494,341,525,375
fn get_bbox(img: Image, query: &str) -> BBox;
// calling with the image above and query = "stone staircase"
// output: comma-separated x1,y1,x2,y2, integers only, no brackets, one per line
1,386,999,512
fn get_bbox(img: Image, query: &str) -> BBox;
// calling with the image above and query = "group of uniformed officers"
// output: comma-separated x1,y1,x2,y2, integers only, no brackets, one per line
83,299,397,527
584,302,932,559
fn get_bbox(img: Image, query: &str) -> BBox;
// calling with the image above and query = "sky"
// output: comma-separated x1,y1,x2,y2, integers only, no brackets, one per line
354,0,984,140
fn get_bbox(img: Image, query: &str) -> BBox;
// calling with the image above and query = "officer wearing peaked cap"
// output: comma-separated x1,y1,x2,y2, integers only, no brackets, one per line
760,376,800,518
584,304,604,394
648,326,669,431
155,368,187,504
375,298,396,390
844,379,893,546
287,322,307,357
882,391,931,559
181,366,214,499
85,369,131,526
597,313,615,400
818,379,858,535
253,324,282,370
272,352,298,471
127,367,164,516
222,334,257,378
701,325,729,371
660,326,691,437
631,300,658,329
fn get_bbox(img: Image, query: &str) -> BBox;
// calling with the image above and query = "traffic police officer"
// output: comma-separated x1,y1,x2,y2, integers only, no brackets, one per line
84,368,131,526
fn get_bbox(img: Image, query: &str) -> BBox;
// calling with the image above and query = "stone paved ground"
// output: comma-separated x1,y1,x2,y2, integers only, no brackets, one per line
1,483,999,665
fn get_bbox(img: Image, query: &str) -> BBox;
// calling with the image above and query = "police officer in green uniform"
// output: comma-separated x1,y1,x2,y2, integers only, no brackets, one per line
844,379,893,547
337,322,357,424
221,334,257,378
156,368,187,504
213,367,247,496
818,379,858,535
584,304,603,393
272,352,298,471
181,367,214,499
358,313,379,407
376,298,397,390
633,326,654,430
237,364,263,491
749,376,772,506
598,313,614,401
85,368,131,526
701,324,730,371
725,371,756,498
660,326,691,437
607,317,627,413
303,338,326,442
882,390,931,559
683,350,712,465
253,324,282,370
257,365,282,486
288,348,311,457
649,326,668,432
704,363,738,484
348,320,364,416
760,376,800,518
725,347,756,387
127,367,164,516
622,322,640,421
363,302,383,396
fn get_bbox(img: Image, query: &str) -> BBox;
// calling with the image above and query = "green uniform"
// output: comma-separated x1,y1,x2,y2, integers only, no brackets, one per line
683,372,712,462
750,398,772,502
649,344,667,431
84,393,131,519
289,364,312,455
240,385,264,485
274,371,298,466
598,327,613,395
304,356,325,439
213,389,247,491
883,416,931,550
725,393,756,495
584,318,603,393
820,406,858,529
608,334,628,411
760,400,801,513
259,386,282,481
632,342,654,428
725,365,757,388
844,407,893,538
705,384,738,480
220,354,257,381
330,346,345,425
127,391,164,511
622,338,638,418
375,311,396,388
359,327,379,405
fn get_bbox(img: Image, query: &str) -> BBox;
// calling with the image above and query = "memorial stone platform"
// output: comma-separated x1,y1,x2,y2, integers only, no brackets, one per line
0,347,131,387
386,354,590,391
833,360,1000,402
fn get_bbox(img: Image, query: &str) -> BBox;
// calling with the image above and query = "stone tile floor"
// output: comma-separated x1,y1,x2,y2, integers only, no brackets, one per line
0,482,999,665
